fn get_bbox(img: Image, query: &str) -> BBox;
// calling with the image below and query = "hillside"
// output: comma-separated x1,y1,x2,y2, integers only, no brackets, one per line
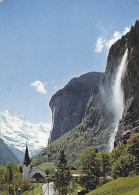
87,176,139,195
32,123,109,166
0,138,19,166
32,21,139,167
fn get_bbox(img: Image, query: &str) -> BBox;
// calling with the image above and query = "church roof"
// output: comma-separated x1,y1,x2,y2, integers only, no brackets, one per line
30,167,46,178
31,173,45,179
23,144,31,165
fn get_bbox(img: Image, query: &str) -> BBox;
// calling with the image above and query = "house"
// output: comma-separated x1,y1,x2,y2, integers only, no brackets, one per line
30,167,45,183
23,144,46,183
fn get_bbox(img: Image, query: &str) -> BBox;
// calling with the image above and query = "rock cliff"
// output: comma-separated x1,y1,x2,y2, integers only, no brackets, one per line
32,21,139,167
49,72,104,143
114,21,139,145
49,21,139,150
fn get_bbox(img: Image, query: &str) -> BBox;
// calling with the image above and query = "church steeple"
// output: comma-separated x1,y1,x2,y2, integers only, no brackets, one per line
23,144,31,166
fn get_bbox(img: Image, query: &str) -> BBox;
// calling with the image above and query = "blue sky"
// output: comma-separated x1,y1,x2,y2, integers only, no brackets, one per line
0,0,138,124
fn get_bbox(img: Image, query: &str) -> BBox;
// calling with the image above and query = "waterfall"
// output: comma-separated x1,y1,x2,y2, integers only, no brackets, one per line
109,49,128,152
52,107,56,130
48,107,55,143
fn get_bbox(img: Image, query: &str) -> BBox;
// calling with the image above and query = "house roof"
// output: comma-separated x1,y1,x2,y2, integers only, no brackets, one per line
31,167,45,173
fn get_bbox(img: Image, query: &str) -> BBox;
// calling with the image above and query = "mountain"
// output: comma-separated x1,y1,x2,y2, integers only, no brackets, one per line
0,110,51,162
0,138,19,166
49,72,104,143
32,21,139,167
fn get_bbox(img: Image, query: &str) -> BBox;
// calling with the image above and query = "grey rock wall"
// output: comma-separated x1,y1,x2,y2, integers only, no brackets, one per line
48,21,139,150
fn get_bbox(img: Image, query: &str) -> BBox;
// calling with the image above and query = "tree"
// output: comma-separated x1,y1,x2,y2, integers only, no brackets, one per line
19,166,23,174
110,143,125,165
126,133,139,174
126,133,139,158
111,153,136,178
45,168,50,176
97,151,111,177
6,164,14,195
79,146,100,191
0,167,5,192
54,150,71,195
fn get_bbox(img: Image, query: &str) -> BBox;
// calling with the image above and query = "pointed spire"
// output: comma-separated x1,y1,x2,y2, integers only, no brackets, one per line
23,143,31,166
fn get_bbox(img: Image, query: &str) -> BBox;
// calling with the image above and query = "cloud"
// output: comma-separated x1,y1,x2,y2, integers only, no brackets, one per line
31,81,47,94
0,0,4,2
94,27,130,53
94,37,106,53
105,31,122,49
105,27,130,49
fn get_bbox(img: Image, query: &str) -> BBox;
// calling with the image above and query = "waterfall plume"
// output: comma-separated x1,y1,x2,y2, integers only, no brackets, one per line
109,49,128,152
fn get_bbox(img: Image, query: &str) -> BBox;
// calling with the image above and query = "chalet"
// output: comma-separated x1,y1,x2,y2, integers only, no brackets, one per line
23,145,46,183
30,167,45,183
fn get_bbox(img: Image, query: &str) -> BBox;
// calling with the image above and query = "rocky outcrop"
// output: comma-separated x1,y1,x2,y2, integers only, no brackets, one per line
49,72,104,143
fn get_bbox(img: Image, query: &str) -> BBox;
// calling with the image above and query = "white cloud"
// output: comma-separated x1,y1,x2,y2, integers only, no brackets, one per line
105,31,121,49
94,37,106,53
123,27,130,34
0,0,4,2
94,27,130,53
31,80,47,94
106,27,130,49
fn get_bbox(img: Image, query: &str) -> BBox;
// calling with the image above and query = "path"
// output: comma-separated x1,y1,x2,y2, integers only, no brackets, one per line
42,182,56,195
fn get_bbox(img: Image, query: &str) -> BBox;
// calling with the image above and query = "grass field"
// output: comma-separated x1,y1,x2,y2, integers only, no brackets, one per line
22,184,42,195
87,176,139,195
38,161,55,171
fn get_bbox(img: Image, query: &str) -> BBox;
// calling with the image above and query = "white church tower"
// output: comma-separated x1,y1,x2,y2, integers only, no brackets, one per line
23,144,31,180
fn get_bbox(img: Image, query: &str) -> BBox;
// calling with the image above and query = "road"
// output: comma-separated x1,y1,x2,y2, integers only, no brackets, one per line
42,182,56,195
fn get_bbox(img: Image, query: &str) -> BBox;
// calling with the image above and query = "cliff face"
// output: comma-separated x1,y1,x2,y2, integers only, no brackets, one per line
32,21,139,167
114,21,139,145
48,21,139,150
49,72,104,143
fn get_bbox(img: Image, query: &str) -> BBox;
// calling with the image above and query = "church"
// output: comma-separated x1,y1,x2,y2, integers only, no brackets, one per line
23,145,46,183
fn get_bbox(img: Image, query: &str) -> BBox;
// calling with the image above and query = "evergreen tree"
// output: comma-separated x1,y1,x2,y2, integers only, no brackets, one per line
54,150,71,195
6,164,13,195
79,146,100,191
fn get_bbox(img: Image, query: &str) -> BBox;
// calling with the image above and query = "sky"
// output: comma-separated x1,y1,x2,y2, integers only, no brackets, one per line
0,0,138,124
